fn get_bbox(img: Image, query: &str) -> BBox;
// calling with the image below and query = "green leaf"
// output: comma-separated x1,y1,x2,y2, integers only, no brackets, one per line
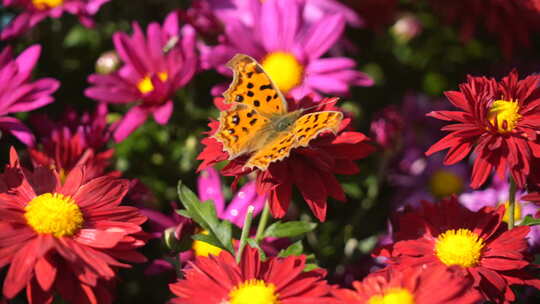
176,209,191,218
264,221,317,238
177,181,233,252
192,233,222,249
278,241,304,257
520,215,540,226
246,239,267,261
303,263,319,272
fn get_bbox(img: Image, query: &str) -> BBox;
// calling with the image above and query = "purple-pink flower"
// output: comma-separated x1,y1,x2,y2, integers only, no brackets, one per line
1,0,110,40
85,11,198,142
0,44,59,146
201,0,373,99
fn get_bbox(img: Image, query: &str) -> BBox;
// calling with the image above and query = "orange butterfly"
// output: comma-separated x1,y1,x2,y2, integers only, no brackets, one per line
213,54,343,170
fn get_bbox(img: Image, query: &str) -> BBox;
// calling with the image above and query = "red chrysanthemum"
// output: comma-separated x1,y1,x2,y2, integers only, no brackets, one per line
169,246,333,304
425,0,540,58
197,96,374,222
426,70,540,189
376,197,540,303
332,266,481,304
28,105,115,181
0,148,147,303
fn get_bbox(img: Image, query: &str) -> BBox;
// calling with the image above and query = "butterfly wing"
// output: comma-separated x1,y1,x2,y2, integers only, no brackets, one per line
223,54,288,116
213,104,272,159
245,111,343,170
292,111,343,147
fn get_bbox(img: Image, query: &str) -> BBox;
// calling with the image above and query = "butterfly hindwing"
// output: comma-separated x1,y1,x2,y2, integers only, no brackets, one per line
292,111,343,148
245,111,343,170
223,54,288,116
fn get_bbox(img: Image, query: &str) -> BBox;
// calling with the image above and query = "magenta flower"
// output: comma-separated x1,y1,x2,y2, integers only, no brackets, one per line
206,0,362,28
201,0,373,99
197,167,266,227
85,11,198,142
0,45,59,146
1,0,110,40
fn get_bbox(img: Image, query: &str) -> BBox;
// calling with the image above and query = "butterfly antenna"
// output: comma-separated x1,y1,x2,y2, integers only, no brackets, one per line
300,97,341,113
163,36,179,54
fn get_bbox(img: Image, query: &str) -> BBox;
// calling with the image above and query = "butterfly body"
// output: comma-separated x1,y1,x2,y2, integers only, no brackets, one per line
213,54,343,171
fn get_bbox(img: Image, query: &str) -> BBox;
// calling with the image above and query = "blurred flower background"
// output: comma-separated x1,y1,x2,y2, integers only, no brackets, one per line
2,0,540,303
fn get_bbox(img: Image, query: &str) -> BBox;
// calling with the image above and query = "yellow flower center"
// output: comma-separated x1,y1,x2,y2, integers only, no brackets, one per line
502,201,522,224
137,72,168,94
229,279,280,304
487,99,521,133
435,229,485,268
368,288,415,304
192,230,223,257
32,0,63,10
428,170,464,198
24,193,84,237
261,52,304,94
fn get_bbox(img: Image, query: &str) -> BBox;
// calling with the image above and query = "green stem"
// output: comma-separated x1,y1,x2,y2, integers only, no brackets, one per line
236,206,254,263
508,177,517,229
255,201,271,243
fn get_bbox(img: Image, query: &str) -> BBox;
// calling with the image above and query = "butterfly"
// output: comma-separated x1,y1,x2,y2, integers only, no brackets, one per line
213,54,343,171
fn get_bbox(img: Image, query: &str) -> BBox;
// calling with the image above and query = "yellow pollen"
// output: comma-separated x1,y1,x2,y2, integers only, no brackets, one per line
136,72,168,94
487,99,521,133
192,230,223,257
24,193,84,237
429,170,464,198
435,229,485,268
502,201,522,224
229,279,280,304
261,52,304,93
32,0,63,10
368,288,415,304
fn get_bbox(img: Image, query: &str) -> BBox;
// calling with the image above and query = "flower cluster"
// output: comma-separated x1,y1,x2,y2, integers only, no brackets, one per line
2,0,540,303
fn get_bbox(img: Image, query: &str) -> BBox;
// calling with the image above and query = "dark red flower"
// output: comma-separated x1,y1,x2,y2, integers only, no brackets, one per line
426,70,540,189
0,148,147,303
197,96,374,221
426,0,540,58
28,104,115,181
169,246,333,304
332,266,481,304
376,197,540,303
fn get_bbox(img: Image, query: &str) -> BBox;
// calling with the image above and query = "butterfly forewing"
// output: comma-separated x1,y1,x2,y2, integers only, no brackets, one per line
223,54,288,116
214,104,271,159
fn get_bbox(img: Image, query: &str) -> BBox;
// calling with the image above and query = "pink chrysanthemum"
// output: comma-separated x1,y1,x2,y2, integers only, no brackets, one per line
1,0,110,40
0,45,59,146
0,148,147,303
201,0,373,100
85,11,197,142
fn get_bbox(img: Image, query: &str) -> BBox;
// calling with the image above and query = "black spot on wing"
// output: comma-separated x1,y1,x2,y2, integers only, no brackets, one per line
254,100,260,107
247,91,254,97
235,95,244,102
247,83,254,89
260,84,272,91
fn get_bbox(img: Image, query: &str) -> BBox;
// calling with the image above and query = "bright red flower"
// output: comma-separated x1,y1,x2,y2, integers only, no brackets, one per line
376,197,540,304
332,266,481,304
169,246,333,304
425,0,540,58
0,148,147,303
426,70,540,189
197,96,374,221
